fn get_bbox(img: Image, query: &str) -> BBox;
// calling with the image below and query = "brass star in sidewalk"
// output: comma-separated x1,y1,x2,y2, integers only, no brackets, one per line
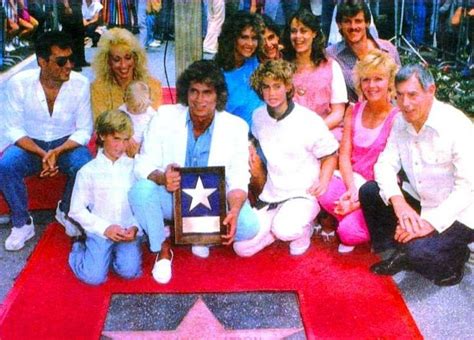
102,297,303,339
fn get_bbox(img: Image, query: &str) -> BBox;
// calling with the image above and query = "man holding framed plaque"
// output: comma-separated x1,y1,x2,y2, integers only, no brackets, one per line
129,60,260,284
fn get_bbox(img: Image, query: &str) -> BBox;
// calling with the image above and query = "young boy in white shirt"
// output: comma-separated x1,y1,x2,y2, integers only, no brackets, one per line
68,109,141,285
118,81,156,158
234,59,339,257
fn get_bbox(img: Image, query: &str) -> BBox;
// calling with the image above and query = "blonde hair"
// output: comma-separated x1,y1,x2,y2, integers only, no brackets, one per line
92,28,150,85
353,50,399,99
124,81,151,113
250,59,296,100
95,109,133,147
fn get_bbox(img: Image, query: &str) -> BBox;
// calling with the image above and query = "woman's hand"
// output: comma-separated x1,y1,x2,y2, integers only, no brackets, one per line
125,138,140,158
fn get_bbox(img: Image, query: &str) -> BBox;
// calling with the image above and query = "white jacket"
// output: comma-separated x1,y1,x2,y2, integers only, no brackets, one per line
134,104,250,193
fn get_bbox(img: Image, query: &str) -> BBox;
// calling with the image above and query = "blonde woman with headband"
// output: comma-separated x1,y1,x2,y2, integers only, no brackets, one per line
318,50,399,253
91,28,162,121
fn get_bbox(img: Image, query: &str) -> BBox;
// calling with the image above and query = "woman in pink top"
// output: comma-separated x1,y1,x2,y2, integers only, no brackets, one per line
282,8,348,140
318,50,399,253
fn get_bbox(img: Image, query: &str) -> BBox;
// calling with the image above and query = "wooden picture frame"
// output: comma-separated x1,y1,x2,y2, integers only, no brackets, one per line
173,166,226,245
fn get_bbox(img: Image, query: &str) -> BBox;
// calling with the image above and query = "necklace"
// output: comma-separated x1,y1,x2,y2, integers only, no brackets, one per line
296,86,306,96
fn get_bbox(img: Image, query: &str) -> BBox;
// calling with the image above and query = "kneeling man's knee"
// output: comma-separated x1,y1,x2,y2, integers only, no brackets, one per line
129,179,159,204
359,181,379,205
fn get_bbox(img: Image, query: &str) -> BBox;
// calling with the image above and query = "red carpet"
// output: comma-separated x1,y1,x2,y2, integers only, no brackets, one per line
0,224,421,339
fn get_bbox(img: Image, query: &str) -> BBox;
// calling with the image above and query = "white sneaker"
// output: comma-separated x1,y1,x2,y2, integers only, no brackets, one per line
149,39,161,48
152,250,173,284
5,42,15,52
338,244,355,253
55,201,82,237
313,223,322,235
192,245,210,258
289,226,314,256
84,37,92,48
5,217,35,251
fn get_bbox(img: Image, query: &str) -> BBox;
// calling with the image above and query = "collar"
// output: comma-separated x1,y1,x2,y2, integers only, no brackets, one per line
185,110,216,135
402,99,440,135
96,148,130,166
268,100,295,121
421,99,443,132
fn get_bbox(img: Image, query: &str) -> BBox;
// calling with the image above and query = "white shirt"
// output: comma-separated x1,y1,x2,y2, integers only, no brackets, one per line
118,104,156,144
69,150,139,239
375,99,474,233
330,59,348,104
82,0,103,20
5,68,92,145
252,102,339,202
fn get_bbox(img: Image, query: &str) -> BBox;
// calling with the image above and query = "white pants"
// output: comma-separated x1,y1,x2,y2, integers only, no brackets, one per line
203,0,225,53
234,198,320,257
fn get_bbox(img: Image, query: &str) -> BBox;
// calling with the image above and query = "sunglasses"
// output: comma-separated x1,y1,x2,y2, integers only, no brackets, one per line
52,55,74,67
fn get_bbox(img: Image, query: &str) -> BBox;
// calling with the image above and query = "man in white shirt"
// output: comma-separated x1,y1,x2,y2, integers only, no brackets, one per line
359,64,474,286
129,60,259,284
0,31,93,251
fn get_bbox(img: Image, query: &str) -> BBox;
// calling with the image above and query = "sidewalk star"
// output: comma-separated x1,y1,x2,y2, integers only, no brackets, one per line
102,297,303,338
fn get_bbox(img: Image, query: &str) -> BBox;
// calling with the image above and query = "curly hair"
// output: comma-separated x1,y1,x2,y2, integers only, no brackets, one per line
176,60,228,111
92,28,150,85
215,11,264,71
250,59,296,101
257,14,282,61
353,50,399,99
95,109,133,148
282,8,327,67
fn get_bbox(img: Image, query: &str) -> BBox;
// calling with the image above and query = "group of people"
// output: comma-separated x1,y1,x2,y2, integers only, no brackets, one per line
3,0,103,72
4,0,41,52
0,2,473,288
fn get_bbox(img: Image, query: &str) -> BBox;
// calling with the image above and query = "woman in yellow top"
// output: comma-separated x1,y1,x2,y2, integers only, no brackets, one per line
91,27,162,121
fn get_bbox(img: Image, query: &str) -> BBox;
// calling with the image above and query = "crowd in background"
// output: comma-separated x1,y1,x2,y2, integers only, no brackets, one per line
1,0,473,64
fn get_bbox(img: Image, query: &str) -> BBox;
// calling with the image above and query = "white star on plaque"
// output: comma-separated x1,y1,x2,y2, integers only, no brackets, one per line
182,176,217,211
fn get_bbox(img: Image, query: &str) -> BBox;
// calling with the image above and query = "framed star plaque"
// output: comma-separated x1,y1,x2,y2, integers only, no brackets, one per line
174,166,227,245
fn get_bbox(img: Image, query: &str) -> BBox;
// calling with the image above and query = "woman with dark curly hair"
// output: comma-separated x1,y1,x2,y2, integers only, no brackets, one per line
214,11,264,128
282,8,347,140
258,14,283,62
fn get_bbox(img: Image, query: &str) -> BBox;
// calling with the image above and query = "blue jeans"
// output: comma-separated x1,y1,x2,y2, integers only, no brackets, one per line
145,13,157,46
128,179,260,252
0,136,92,227
69,232,142,285
264,0,300,28
404,0,426,46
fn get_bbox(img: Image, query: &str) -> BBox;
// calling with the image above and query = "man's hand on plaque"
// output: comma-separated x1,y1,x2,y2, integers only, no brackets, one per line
164,163,181,192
